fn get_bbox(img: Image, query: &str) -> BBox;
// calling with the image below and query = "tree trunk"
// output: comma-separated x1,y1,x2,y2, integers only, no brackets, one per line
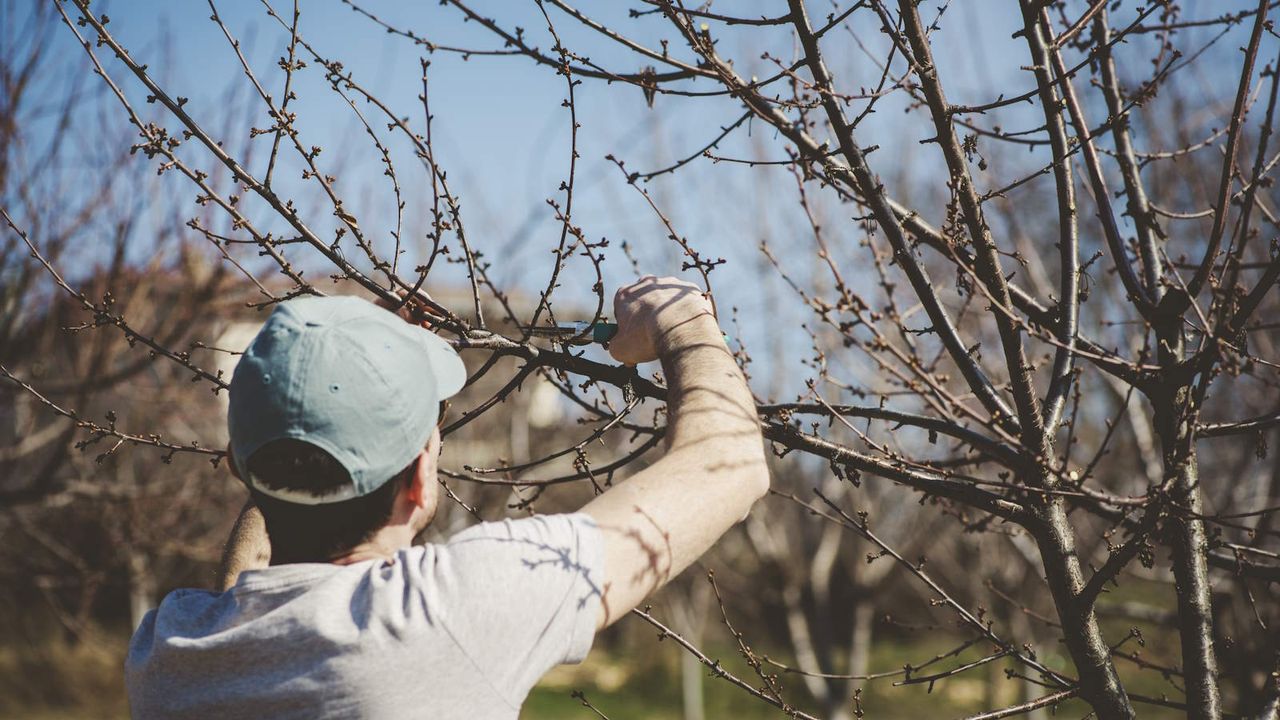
1153,311,1221,720
848,598,874,691
1034,499,1136,719
1010,608,1049,720
824,597,875,720
128,548,155,631
680,648,705,720
670,584,710,720
1160,407,1221,719
984,648,1004,710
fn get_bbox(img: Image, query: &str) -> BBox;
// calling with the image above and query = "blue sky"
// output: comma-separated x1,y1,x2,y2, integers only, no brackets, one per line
27,4,1005,275
14,0,1263,401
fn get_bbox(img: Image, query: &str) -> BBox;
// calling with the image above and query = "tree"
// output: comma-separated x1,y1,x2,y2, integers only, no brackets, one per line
4,1,1280,718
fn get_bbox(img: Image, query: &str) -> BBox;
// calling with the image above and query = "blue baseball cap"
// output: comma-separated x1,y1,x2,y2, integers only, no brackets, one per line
227,295,466,505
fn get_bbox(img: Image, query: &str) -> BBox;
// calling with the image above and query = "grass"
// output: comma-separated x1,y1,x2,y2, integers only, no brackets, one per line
0,634,130,720
524,634,1111,719
522,604,1193,720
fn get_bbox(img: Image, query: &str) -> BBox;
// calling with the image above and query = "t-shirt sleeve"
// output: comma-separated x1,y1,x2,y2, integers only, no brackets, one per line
428,513,604,696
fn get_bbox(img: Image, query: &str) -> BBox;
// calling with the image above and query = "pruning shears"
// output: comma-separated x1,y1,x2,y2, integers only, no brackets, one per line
519,321,621,345
519,321,730,346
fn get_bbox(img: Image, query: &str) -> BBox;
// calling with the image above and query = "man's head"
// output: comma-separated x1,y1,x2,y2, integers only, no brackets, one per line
227,295,464,563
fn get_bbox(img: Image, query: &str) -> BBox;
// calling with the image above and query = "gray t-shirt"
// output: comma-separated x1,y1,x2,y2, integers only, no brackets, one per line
126,513,603,719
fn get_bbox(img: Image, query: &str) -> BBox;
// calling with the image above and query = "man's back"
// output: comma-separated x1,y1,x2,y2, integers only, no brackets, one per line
126,514,602,720
134,280,768,716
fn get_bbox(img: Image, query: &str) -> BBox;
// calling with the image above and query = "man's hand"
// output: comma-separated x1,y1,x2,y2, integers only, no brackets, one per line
608,276,718,366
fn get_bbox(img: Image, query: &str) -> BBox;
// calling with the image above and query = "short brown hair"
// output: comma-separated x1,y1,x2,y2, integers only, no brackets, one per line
246,439,414,564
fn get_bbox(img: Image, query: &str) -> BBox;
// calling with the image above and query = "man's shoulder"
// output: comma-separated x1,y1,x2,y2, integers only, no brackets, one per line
442,512,599,546
128,555,436,669
126,587,225,673
131,561,387,647
135,586,222,634
433,513,603,613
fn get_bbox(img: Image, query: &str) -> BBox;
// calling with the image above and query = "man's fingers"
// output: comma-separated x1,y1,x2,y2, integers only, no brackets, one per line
607,346,636,366
607,326,651,366
610,274,711,365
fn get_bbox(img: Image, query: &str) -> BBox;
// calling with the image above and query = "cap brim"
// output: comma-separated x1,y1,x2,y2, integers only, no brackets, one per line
417,330,467,398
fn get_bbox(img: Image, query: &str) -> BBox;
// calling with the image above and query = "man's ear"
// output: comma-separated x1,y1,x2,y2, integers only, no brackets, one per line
226,444,241,480
404,453,429,508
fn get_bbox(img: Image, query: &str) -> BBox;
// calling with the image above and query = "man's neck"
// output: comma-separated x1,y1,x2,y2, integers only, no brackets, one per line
330,527,414,566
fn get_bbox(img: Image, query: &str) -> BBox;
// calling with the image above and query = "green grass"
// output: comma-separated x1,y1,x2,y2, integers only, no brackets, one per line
522,620,1189,720
524,635,1067,719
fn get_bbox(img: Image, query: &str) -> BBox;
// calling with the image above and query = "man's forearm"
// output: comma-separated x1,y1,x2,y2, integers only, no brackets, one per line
216,500,270,591
659,315,766,462
582,314,768,626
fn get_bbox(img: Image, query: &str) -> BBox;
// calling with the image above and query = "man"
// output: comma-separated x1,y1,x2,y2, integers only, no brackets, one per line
125,276,769,719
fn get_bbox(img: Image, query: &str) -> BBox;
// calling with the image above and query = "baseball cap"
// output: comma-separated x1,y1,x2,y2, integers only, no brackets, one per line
227,295,466,505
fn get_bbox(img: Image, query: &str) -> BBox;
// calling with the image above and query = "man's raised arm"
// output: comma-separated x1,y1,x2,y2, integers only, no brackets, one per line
581,276,769,629
216,499,269,591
